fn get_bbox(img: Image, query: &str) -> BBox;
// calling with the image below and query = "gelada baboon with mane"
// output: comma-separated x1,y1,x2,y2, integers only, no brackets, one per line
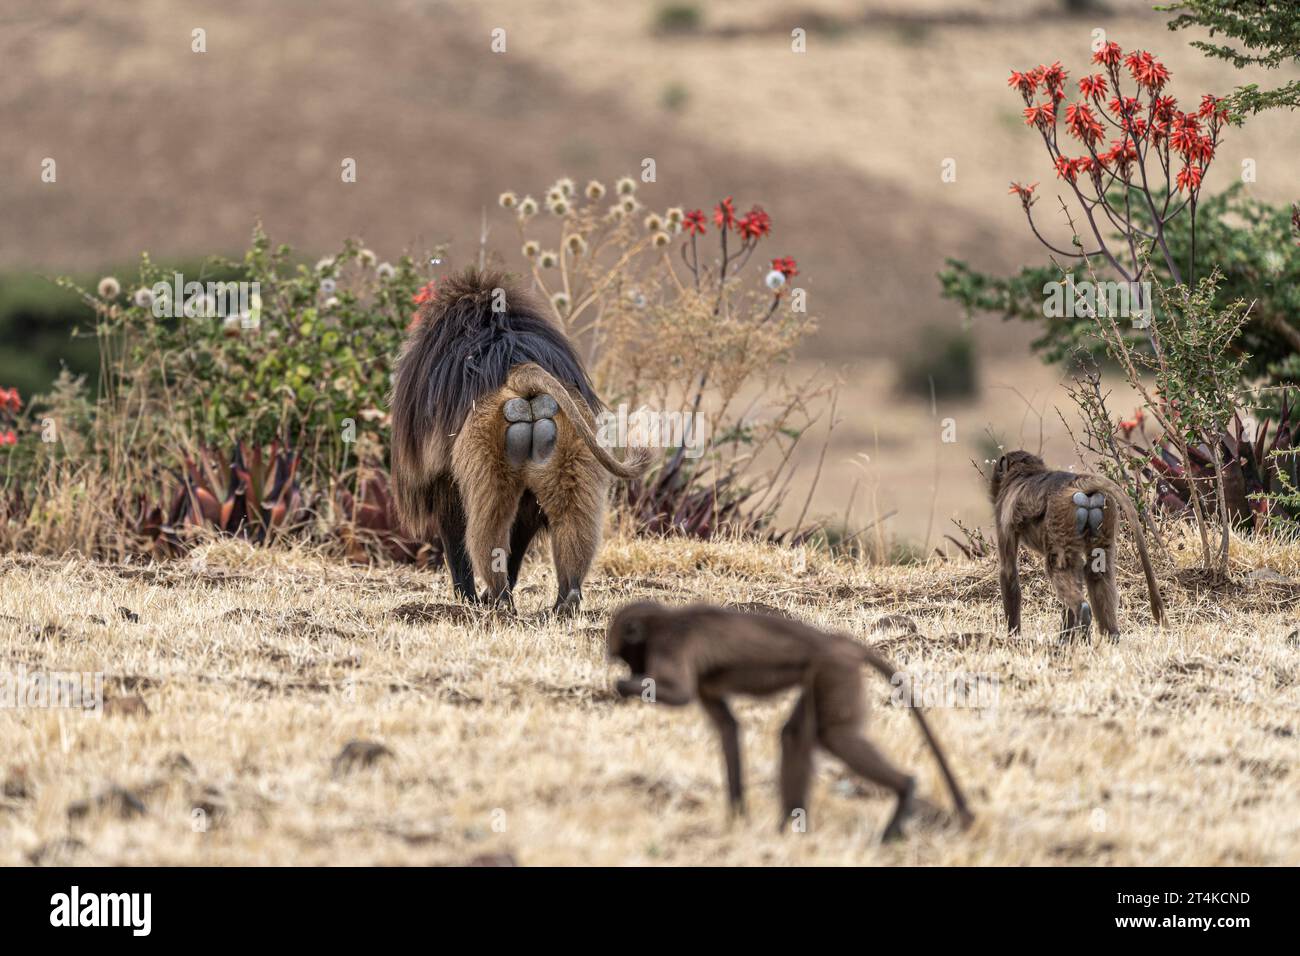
391,268,651,614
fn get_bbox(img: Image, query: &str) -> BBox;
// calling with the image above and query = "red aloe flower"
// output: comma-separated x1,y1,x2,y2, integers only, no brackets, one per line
1065,102,1104,144
1008,181,1039,207
1008,69,1038,97
1023,101,1056,129
411,280,437,306
1125,50,1170,91
1198,93,1228,122
1118,407,1145,436
0,430,15,447
713,197,736,230
1053,155,1079,183
409,279,438,330
1078,73,1107,99
1176,164,1203,192
1105,139,1139,172
1040,61,1068,91
1169,119,1200,157
736,205,771,240
1108,94,1141,119
682,209,708,235
1091,41,1121,68
1122,115,1148,139
771,256,798,278
1072,157,1100,183
1139,58,1170,91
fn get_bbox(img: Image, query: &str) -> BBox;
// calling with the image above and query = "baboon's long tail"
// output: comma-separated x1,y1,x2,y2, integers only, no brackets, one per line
506,363,653,480
860,646,975,828
1078,476,1164,625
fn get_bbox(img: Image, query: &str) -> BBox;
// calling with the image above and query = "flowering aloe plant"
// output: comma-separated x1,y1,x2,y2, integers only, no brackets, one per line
1118,394,1300,530
1008,43,1228,294
134,441,307,557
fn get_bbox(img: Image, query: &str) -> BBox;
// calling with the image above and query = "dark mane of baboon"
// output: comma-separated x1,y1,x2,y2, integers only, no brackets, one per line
390,267,600,469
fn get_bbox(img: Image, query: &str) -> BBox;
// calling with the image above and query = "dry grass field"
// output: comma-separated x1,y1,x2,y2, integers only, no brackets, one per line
2,532,1296,866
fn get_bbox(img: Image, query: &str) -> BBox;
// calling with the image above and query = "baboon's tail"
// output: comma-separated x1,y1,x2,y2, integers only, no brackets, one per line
506,363,654,480
860,646,976,829
1077,476,1164,625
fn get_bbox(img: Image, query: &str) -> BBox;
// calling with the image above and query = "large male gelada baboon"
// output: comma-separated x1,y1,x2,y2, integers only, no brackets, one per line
391,269,650,614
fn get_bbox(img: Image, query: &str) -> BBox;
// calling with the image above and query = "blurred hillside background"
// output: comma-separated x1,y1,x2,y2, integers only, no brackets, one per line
2,0,1297,546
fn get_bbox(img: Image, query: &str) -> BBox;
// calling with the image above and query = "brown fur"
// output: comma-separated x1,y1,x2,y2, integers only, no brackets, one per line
390,269,650,613
990,450,1163,639
452,364,650,609
607,602,975,840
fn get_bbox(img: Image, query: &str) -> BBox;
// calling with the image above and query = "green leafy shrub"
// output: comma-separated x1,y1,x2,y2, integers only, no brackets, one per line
940,185,1300,397
652,4,702,35
1,228,442,560
61,229,439,480
895,328,978,400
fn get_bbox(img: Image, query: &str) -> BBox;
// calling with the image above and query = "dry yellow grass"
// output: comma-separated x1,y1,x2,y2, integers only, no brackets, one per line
1,532,1297,866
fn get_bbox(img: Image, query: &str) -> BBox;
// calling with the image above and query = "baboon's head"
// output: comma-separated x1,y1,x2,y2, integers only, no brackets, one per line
990,449,1046,500
606,601,668,672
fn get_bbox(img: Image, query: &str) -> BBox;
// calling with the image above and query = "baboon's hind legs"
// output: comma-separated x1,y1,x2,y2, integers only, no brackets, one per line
507,492,547,590
1085,554,1121,639
546,505,602,616
432,478,477,603
462,478,524,608
1048,560,1091,642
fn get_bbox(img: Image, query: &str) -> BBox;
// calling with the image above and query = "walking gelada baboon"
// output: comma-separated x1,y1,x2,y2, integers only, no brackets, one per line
606,602,975,840
391,268,651,614
989,450,1163,639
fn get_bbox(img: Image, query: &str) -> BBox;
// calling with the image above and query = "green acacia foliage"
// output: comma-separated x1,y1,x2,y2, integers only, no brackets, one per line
939,184,1300,388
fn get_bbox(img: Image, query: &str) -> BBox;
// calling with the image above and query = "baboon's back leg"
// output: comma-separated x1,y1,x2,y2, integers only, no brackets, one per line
534,462,605,615
1048,558,1090,640
547,505,601,615
998,533,1022,634
779,690,816,831
700,694,745,818
461,478,523,606
506,491,547,590
1085,546,1120,638
432,478,477,602
812,661,916,841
